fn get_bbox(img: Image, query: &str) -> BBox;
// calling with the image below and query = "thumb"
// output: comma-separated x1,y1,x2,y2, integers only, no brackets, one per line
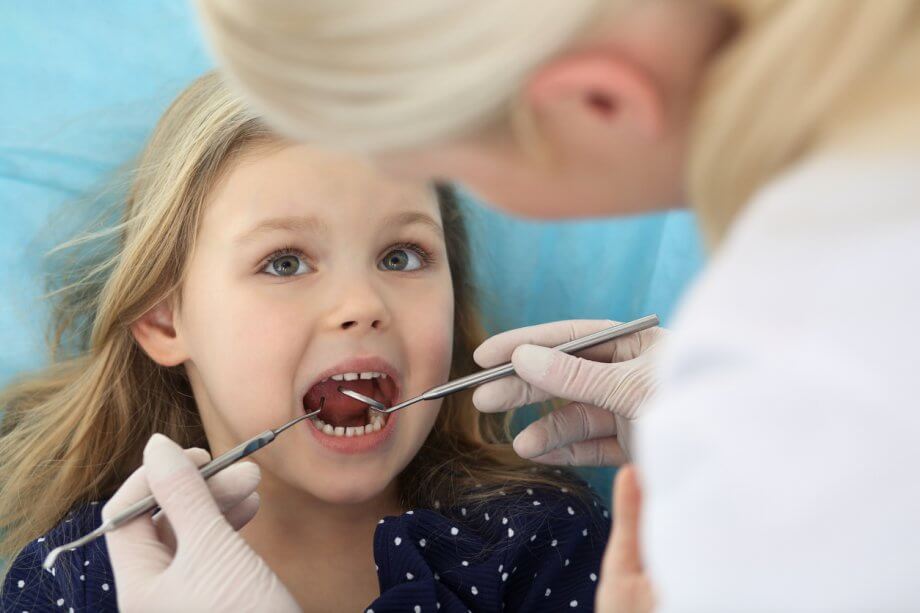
143,433,227,549
102,447,211,583
511,344,631,413
608,465,643,573
103,458,174,586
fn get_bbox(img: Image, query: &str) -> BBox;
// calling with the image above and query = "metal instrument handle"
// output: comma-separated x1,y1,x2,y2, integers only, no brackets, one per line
423,315,659,401
42,408,320,571
107,431,275,530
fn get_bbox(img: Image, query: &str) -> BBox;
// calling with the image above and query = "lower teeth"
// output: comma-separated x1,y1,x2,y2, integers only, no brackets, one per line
312,410,386,437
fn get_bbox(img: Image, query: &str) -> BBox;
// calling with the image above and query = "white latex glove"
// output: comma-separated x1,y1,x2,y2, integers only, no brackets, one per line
103,433,299,613
473,319,665,465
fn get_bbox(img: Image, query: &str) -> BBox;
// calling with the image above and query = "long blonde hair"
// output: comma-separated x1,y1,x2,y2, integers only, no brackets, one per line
195,0,920,244
689,0,920,242
0,72,588,576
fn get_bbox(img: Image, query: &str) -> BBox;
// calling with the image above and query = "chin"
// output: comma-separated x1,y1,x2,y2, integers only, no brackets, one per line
299,467,398,506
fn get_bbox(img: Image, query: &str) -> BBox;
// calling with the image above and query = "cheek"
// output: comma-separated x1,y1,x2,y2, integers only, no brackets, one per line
395,281,454,441
178,270,312,437
401,280,455,387
380,146,572,219
445,173,564,220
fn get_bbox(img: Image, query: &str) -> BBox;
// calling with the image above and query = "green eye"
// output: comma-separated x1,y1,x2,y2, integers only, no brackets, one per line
379,248,422,271
263,253,310,277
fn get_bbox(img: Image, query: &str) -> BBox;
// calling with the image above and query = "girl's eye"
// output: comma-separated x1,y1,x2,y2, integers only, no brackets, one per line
379,248,424,272
262,253,311,277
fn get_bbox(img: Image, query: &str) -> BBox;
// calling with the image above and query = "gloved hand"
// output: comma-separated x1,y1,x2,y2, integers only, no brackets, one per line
103,433,299,613
473,319,665,465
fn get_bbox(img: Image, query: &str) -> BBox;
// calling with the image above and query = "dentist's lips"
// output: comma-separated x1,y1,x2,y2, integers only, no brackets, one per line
300,358,401,454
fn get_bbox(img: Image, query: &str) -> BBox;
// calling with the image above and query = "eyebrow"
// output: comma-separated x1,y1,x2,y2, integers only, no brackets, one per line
380,211,444,236
234,210,443,244
234,215,329,244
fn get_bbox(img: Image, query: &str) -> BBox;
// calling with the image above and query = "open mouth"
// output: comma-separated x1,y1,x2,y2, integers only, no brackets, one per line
303,370,399,438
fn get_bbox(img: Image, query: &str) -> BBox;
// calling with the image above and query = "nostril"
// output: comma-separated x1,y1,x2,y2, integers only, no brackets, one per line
340,319,382,330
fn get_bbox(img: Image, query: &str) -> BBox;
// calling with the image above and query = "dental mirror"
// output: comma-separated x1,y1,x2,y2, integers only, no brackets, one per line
339,388,387,412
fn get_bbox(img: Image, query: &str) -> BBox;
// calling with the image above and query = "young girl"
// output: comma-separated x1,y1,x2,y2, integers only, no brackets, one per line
0,72,609,612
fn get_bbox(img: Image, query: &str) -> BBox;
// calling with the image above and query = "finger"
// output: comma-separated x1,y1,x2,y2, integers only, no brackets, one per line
224,492,261,531
473,321,663,414
210,461,261,507
608,465,644,574
472,375,553,413
186,447,212,467
475,320,663,369
153,460,261,549
512,402,617,458
511,344,650,413
528,436,627,467
102,448,210,583
474,320,623,367
103,447,210,519
103,459,164,561
143,433,228,547
152,448,212,551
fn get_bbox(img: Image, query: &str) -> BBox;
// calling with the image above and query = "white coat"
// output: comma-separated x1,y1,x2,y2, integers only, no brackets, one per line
638,153,920,611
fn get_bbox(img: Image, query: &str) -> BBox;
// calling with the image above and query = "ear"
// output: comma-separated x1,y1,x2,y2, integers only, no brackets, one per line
523,49,664,142
131,301,188,367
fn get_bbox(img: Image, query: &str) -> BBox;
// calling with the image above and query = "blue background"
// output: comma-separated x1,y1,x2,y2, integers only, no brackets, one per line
0,1,705,500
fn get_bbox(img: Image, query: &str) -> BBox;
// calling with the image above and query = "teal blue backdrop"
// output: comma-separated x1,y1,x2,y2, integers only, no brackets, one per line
0,2,705,501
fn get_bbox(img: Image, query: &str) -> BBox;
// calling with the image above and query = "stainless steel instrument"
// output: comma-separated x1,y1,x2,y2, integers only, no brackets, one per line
340,315,659,414
42,400,324,571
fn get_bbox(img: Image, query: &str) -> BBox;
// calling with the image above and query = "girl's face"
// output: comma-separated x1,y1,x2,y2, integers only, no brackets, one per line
174,144,454,505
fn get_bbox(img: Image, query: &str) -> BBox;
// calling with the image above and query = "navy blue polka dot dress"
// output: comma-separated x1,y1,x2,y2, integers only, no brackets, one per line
2,502,114,613
2,488,609,612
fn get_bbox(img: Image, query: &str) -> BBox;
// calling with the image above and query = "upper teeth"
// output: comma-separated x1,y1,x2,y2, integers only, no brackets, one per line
324,371,387,382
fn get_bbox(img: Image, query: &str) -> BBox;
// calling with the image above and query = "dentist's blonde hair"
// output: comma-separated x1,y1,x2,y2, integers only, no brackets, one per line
196,0,920,244
195,0,604,152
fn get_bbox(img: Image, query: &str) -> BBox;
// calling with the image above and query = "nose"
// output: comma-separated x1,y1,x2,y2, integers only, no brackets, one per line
324,277,390,333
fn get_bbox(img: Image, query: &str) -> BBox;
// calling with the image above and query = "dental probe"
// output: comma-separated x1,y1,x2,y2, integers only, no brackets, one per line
42,399,325,571
340,314,660,414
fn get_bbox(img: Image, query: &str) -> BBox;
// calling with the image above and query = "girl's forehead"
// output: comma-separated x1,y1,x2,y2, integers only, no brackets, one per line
204,143,441,238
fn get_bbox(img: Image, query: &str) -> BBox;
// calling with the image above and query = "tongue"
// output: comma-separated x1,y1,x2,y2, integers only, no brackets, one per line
305,379,376,428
